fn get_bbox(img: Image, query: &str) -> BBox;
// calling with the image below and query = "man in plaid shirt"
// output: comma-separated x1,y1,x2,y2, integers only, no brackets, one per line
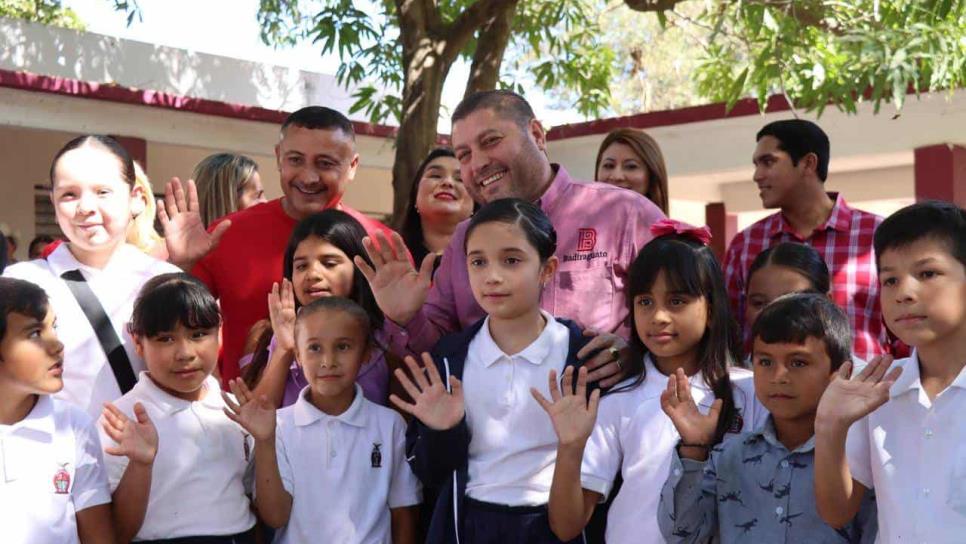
724,120,886,361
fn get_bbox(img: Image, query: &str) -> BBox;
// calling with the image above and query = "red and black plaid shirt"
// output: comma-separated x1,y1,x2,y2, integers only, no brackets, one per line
724,193,886,361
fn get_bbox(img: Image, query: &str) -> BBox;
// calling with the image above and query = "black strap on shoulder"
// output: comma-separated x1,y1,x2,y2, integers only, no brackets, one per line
60,269,137,394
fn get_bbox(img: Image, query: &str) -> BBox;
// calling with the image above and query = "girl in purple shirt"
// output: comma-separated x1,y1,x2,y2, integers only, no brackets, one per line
241,210,392,407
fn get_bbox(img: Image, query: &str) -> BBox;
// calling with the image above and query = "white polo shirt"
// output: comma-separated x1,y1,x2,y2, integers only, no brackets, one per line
99,373,255,540
274,384,421,544
0,395,111,544
462,312,570,506
581,355,767,544
4,243,179,417
846,351,966,543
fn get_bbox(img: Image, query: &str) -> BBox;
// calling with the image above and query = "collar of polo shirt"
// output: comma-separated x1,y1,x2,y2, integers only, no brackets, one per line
292,383,368,428
889,349,966,399
755,415,816,453
2,395,55,437
46,242,143,278
134,372,222,415
638,354,715,402
476,311,558,368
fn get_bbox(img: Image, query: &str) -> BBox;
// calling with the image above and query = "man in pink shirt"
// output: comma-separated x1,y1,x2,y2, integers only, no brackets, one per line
358,91,666,386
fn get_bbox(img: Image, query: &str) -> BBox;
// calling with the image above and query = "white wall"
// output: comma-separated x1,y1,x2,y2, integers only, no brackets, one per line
0,16,361,114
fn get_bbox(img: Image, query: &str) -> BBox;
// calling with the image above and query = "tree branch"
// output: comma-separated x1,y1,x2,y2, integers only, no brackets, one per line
623,0,688,12
464,1,519,96
395,0,439,36
445,0,519,60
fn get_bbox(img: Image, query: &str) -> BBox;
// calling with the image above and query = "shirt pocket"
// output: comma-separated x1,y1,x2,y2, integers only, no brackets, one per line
551,264,616,331
948,443,966,517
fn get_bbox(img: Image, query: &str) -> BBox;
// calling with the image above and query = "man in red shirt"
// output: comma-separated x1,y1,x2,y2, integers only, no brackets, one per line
723,119,886,361
173,107,396,384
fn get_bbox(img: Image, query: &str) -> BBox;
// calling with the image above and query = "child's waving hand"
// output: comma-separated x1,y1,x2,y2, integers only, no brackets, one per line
532,366,601,448
223,378,277,441
268,279,297,353
390,352,465,431
102,401,158,466
817,355,901,428
660,368,721,456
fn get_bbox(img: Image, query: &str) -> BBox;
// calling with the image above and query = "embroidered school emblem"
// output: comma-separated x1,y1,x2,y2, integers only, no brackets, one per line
370,443,382,468
53,464,71,494
577,228,597,252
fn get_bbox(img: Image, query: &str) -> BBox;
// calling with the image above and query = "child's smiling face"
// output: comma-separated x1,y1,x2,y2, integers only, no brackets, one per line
879,237,966,350
135,322,219,402
752,336,835,423
0,307,65,396
296,308,369,407
291,236,356,306
465,221,556,321
51,144,141,260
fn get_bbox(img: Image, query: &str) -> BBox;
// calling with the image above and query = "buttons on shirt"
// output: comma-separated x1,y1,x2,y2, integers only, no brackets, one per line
775,506,784,515
780,460,789,468
924,429,933,439
923,488,931,496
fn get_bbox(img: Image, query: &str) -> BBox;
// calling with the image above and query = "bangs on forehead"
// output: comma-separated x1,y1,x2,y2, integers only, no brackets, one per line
130,274,220,338
630,239,706,297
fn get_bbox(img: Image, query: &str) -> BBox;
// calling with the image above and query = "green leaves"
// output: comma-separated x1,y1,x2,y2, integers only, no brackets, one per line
257,0,616,124
1,0,88,30
683,0,966,116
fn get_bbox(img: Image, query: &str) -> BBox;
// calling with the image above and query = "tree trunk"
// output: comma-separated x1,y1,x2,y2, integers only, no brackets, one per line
390,38,450,227
388,0,520,227
465,2,518,96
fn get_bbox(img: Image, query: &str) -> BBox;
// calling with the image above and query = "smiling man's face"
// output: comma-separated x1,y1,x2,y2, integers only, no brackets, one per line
275,125,359,220
452,108,550,205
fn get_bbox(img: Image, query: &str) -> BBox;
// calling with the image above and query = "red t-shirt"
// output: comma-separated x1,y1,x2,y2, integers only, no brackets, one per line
192,198,396,385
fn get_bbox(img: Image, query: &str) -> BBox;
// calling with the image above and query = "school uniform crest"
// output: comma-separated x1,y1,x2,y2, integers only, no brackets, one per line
52,464,71,494
370,443,382,468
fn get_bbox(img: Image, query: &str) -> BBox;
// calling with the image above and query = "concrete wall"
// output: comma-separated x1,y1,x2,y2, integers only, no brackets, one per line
0,16,359,114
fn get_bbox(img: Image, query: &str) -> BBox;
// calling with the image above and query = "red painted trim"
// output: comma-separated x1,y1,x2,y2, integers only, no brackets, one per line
547,95,793,140
914,144,966,207
704,202,738,262
0,69,399,139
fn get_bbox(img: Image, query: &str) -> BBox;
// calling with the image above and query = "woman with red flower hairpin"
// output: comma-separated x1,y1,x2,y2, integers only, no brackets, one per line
533,220,768,543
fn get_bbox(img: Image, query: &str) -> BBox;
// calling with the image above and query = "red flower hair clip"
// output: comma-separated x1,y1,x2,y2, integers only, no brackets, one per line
649,218,713,246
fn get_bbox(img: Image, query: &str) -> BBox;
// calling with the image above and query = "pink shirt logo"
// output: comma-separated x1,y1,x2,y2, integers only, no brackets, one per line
577,228,597,252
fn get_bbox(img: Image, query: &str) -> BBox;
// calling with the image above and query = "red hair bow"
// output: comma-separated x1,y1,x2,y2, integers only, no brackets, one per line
649,219,712,246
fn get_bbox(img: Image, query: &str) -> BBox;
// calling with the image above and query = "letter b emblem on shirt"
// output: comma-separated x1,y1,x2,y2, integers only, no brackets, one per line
577,228,597,252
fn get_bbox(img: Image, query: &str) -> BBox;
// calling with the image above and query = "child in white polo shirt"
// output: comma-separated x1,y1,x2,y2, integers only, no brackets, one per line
99,273,256,543
0,277,114,543
815,201,966,543
225,296,420,544
3,135,179,418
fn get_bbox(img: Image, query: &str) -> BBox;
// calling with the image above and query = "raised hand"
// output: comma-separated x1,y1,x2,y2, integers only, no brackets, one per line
531,366,601,448
159,177,232,270
223,378,277,442
390,353,464,431
354,231,435,325
660,368,722,447
102,402,158,466
268,279,297,353
817,355,901,428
